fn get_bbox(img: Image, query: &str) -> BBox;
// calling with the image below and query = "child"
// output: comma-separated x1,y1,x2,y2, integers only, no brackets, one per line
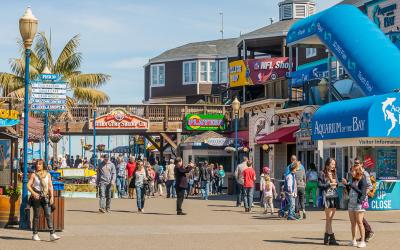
262,175,277,214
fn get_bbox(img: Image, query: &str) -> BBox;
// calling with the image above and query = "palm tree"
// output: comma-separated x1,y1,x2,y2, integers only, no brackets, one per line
0,32,110,107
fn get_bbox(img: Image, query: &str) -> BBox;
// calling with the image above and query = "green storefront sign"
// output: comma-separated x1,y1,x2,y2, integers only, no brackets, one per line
185,114,226,131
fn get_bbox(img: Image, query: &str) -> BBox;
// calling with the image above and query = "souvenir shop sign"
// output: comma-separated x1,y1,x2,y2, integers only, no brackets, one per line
0,109,20,127
205,138,234,147
185,114,225,131
89,108,149,130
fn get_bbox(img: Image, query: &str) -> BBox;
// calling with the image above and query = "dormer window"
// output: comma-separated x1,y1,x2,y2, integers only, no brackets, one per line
279,0,316,21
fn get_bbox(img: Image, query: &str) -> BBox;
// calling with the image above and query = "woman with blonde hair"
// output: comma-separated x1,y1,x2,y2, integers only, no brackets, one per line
262,175,277,214
27,159,61,241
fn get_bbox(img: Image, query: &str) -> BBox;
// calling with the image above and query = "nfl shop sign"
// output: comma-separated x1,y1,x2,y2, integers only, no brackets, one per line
247,57,292,84
89,108,149,130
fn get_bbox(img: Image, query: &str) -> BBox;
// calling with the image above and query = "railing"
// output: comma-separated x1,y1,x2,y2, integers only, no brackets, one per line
65,104,229,122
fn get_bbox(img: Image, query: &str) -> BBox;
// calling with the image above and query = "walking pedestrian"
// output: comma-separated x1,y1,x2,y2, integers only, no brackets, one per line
354,159,375,242
285,161,298,220
295,160,307,219
342,164,368,248
134,161,147,213
147,164,156,196
235,156,248,207
115,157,127,198
126,156,137,199
262,175,277,215
318,158,340,245
156,166,166,196
96,154,116,213
217,165,225,194
305,163,318,208
200,162,211,200
242,160,256,212
166,159,176,198
175,158,193,215
259,166,270,208
27,159,61,241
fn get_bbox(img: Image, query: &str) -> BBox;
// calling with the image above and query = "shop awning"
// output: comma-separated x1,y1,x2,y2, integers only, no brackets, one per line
256,126,298,144
312,93,400,140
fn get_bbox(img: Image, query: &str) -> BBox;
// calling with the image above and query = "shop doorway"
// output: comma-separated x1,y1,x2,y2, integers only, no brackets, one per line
287,144,296,165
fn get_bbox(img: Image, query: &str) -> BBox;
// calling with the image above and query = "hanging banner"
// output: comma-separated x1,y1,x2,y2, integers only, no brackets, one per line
89,108,149,130
229,57,291,87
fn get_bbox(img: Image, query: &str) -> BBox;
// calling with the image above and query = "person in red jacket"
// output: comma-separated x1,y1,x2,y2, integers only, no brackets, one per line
126,156,137,199
242,160,256,212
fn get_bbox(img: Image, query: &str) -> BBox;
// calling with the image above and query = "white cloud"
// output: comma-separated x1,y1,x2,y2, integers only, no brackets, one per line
109,57,149,69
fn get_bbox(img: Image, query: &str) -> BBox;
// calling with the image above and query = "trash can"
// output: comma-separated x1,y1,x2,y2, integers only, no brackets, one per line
227,175,234,195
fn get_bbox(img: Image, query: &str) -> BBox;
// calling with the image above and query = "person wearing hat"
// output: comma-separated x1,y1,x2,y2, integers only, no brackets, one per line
259,166,270,208
96,154,116,213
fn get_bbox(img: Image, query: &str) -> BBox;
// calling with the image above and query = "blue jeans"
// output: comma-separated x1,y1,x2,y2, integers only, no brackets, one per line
288,195,296,219
218,179,224,193
99,183,112,210
136,186,145,210
244,187,254,209
236,184,244,206
166,180,176,198
116,176,126,198
201,181,210,200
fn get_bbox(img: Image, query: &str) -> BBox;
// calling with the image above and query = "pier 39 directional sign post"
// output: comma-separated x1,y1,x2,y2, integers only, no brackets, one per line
31,74,67,112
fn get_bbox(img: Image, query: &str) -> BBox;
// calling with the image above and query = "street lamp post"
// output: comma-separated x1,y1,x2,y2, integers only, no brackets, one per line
93,106,97,170
231,97,240,197
80,137,85,159
19,6,38,229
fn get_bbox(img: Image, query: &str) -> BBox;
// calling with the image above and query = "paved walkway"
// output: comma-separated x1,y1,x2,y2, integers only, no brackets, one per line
1,196,399,249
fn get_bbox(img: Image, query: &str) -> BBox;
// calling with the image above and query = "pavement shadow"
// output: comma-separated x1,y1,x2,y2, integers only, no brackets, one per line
212,209,243,213
252,216,282,221
263,239,324,246
292,237,347,243
142,212,175,216
207,204,237,208
0,236,32,241
369,220,399,224
67,209,102,214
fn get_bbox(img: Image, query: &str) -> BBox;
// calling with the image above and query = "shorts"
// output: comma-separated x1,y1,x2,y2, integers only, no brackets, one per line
324,197,339,209
348,201,365,212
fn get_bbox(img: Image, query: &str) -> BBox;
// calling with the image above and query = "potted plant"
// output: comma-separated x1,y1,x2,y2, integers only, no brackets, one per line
0,186,21,228
83,144,92,151
97,144,105,152
50,133,63,143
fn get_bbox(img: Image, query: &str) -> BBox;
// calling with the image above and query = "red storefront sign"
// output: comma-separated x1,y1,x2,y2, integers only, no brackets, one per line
89,108,149,130
246,57,291,84
363,156,375,168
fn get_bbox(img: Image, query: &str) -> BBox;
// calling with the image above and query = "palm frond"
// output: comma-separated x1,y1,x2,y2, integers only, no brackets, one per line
73,87,109,106
54,34,81,73
34,32,54,70
68,73,111,88
9,58,39,78
54,52,82,75
0,72,24,90
8,86,26,99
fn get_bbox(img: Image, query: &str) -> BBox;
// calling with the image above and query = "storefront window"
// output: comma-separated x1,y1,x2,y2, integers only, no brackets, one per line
194,155,232,173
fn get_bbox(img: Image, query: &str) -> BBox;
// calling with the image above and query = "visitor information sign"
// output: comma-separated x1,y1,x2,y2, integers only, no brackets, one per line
31,74,67,112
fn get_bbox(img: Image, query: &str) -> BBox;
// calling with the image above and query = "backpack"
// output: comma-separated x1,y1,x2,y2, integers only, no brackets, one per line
367,175,377,198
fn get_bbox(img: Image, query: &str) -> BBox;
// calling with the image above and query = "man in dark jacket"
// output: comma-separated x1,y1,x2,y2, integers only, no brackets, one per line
174,157,192,215
199,163,211,200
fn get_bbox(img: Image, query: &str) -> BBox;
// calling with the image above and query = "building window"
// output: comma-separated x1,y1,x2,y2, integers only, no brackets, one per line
150,64,165,87
210,61,217,83
281,4,293,20
295,4,306,18
183,61,197,84
306,48,317,58
200,61,209,82
309,4,315,16
219,60,228,83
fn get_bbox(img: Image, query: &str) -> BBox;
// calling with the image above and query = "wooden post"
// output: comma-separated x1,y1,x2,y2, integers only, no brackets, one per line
164,105,169,131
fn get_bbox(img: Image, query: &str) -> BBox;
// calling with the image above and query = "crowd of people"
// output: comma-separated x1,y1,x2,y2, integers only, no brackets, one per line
28,151,377,247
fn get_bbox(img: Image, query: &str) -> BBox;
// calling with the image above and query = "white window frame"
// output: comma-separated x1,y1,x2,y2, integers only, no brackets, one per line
150,64,165,87
306,48,317,59
183,61,198,85
218,59,228,84
199,60,218,84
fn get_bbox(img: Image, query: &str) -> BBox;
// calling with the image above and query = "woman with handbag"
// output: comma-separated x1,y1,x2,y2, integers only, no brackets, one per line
27,159,61,241
342,164,368,248
318,158,339,246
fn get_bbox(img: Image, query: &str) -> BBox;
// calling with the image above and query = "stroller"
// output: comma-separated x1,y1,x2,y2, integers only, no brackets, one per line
278,185,289,218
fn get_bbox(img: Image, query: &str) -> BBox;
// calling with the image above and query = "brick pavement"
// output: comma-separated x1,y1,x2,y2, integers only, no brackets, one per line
1,196,399,250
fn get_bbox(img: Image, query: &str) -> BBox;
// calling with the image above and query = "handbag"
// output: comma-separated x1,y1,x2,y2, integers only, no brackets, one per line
361,200,369,209
325,187,338,199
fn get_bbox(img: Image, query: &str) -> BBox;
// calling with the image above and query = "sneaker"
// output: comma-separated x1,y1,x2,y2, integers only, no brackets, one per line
303,212,307,219
287,216,298,220
365,232,374,242
50,234,61,241
141,209,144,213
349,240,357,247
99,208,106,213
32,234,41,241
357,241,366,248
106,209,111,213
177,212,186,215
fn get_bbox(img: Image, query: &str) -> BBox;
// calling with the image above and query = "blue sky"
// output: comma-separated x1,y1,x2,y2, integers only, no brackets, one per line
0,0,341,157
0,0,341,105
